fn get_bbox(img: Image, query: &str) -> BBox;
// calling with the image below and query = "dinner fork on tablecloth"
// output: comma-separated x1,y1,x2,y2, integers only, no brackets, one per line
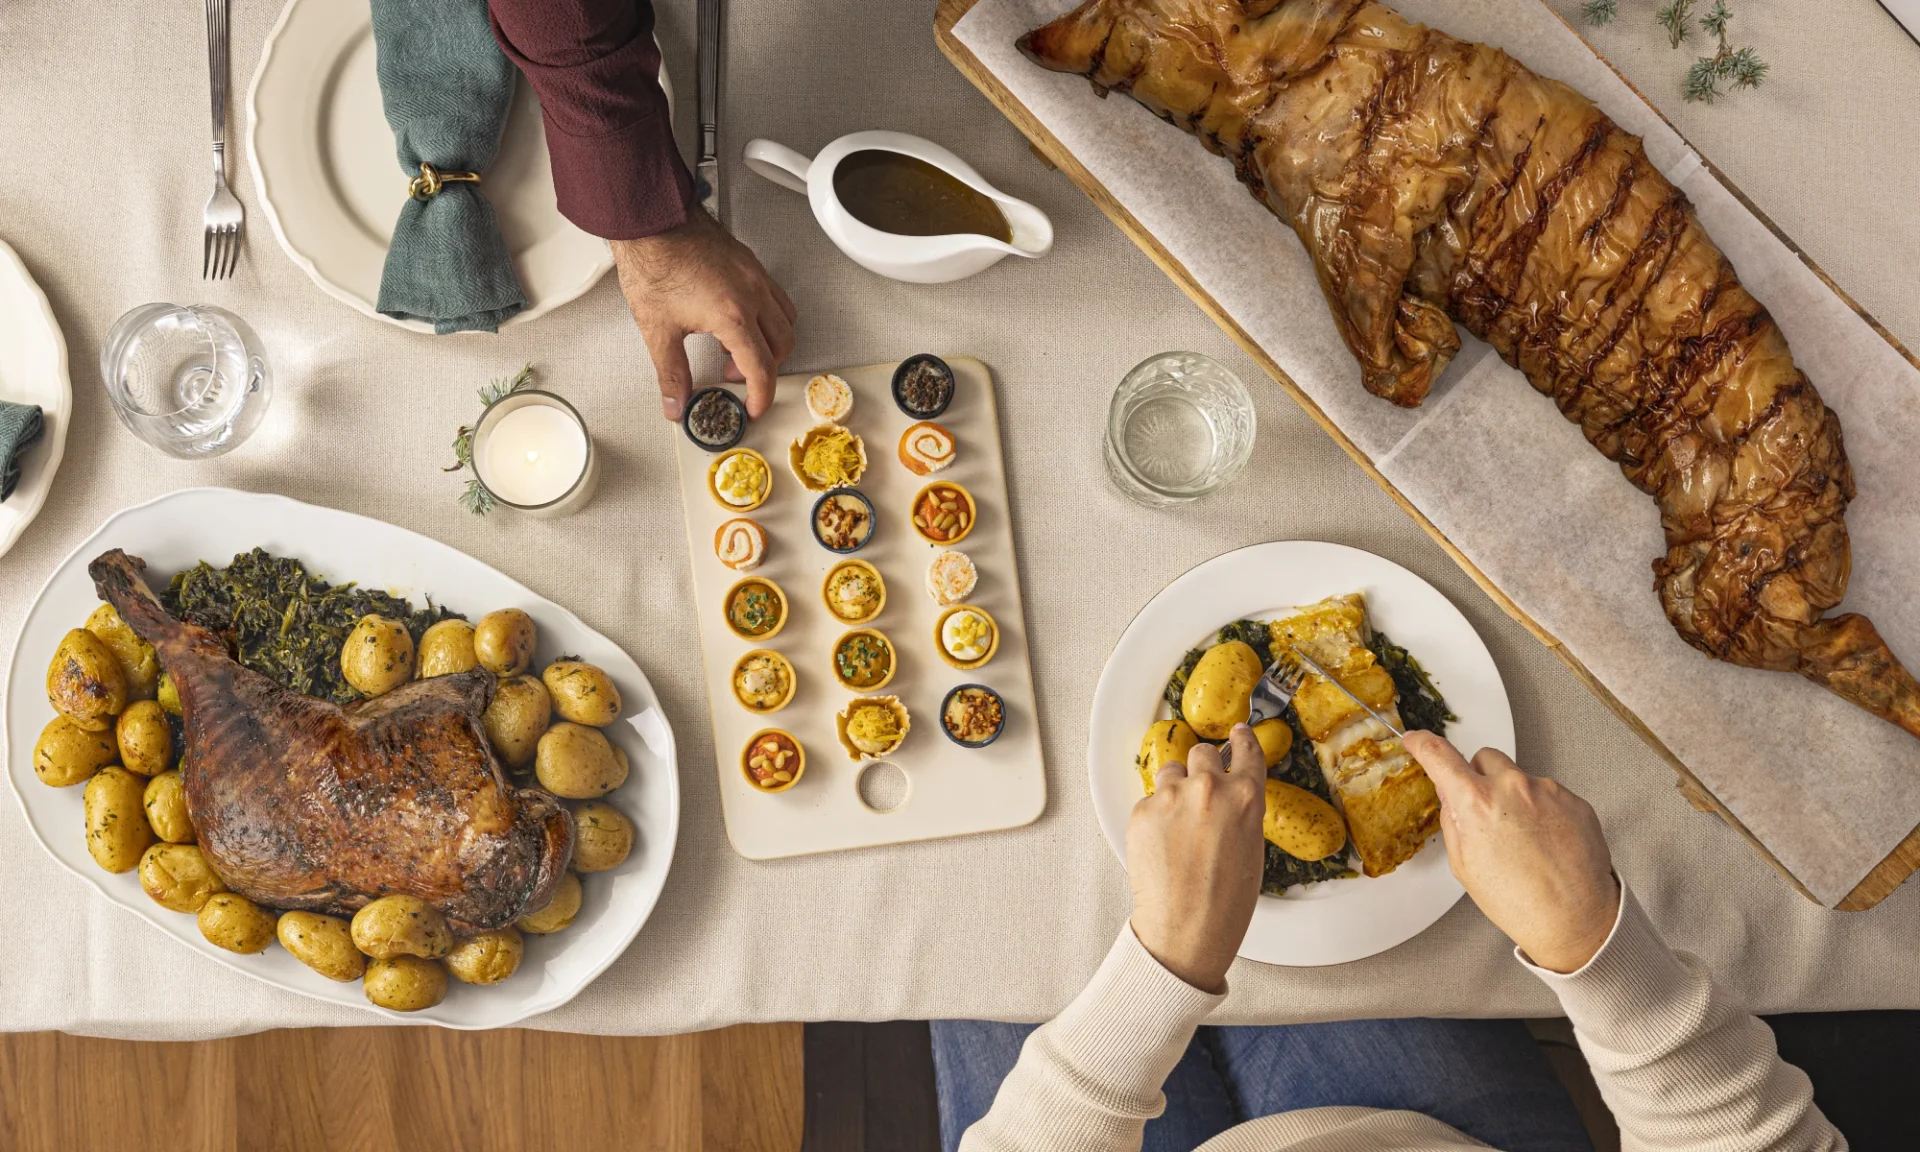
201,0,243,279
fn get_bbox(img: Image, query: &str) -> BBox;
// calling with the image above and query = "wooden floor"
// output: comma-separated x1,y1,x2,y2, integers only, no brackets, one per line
0,1025,803,1152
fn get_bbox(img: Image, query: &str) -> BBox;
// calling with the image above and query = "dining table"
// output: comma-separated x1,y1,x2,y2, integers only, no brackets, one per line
2,0,1918,1041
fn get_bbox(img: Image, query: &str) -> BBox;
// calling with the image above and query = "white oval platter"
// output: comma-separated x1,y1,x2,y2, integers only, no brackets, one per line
3,487,679,1027
0,237,71,561
1087,540,1514,967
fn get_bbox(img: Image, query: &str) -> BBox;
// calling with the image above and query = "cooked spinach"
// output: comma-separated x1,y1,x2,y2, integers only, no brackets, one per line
161,548,460,704
1217,618,1274,668
1163,646,1205,719
1368,630,1455,736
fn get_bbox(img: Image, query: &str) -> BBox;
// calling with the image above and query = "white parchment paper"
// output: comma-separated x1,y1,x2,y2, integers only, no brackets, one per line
955,0,1920,905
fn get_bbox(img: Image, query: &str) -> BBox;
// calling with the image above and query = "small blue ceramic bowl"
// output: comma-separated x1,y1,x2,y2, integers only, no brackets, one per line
811,487,876,554
681,386,747,453
891,353,955,419
940,683,1007,748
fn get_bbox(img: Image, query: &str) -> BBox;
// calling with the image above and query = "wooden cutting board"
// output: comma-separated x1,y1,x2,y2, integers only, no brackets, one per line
934,0,1920,909
674,357,1046,859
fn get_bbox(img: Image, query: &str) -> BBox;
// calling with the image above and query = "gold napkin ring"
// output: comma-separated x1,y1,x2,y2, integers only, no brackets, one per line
407,162,482,201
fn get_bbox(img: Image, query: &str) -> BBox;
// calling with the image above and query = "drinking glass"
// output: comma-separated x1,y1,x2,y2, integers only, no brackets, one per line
100,303,272,458
1104,351,1256,507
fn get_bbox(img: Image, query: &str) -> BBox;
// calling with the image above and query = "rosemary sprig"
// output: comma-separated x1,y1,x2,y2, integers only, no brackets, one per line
1582,0,1766,102
445,363,537,517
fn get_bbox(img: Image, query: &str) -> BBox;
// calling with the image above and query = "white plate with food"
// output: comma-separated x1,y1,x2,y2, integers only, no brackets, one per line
0,237,70,560
3,487,678,1027
247,0,669,332
1088,541,1513,967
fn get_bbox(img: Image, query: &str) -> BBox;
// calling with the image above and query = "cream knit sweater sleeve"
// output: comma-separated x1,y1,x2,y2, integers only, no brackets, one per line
959,885,1843,1152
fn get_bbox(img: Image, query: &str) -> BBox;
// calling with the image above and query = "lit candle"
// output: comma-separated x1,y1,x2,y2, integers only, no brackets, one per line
472,391,599,516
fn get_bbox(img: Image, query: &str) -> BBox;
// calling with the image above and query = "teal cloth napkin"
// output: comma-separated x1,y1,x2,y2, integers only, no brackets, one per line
371,0,527,335
0,400,44,502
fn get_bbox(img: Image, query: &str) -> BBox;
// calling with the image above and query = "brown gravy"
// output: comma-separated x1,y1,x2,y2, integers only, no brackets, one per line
832,150,1012,243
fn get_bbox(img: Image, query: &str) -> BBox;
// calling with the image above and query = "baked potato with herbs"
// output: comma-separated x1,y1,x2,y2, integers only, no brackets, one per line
445,929,524,985
198,893,277,954
116,700,174,777
84,766,155,872
277,912,366,982
33,714,118,787
1137,719,1199,796
363,955,448,1012
48,628,128,732
85,603,159,702
535,723,626,799
156,672,182,716
1252,719,1293,768
542,660,621,726
350,895,453,960
483,675,552,769
517,872,582,935
473,609,537,676
417,619,480,678
341,614,414,697
572,801,635,872
1180,641,1262,741
143,770,195,843
138,842,227,913
1263,779,1347,862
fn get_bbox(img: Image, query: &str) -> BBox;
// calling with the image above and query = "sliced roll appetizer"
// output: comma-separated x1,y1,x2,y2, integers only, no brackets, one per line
714,518,768,572
898,421,956,476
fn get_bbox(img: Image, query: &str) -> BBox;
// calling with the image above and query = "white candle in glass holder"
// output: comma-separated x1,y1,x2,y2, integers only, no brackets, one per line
472,392,599,516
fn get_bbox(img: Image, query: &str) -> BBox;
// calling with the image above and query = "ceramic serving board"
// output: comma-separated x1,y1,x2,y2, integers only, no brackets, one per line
674,358,1046,859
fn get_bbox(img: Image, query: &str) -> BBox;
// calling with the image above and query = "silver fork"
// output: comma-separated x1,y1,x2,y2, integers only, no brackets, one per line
201,0,243,279
1247,654,1307,727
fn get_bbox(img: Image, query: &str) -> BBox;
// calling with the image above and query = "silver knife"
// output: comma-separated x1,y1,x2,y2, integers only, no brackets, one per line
695,0,723,223
1289,650,1406,738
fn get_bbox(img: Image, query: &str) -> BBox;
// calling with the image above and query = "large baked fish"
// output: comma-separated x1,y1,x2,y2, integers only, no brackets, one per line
1021,0,1920,740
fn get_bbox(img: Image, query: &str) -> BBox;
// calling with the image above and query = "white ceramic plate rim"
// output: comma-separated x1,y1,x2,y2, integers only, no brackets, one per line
1087,541,1515,967
0,237,71,560
3,487,680,1027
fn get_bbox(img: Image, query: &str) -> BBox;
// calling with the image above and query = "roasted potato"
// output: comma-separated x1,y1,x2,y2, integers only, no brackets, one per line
1180,641,1262,741
138,842,227,913
572,801,635,873
350,895,453,960
156,672,182,716
341,615,414,697
483,675,551,769
417,619,480,678
1137,719,1199,796
517,872,582,935
85,604,159,701
1252,719,1294,768
1263,779,1347,862
535,723,626,799
33,714,118,787
115,700,174,776
363,955,448,1012
198,893,277,954
84,766,155,872
143,770,195,843
48,628,128,732
277,912,366,982
473,609,537,676
542,660,622,727
445,929,524,985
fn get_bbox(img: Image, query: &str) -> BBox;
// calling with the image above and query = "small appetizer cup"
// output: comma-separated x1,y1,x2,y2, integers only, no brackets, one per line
822,559,887,625
714,517,769,572
935,604,999,671
892,353,955,419
911,481,976,546
742,728,806,793
835,695,911,762
940,683,1007,749
723,576,789,642
708,448,772,512
805,373,854,423
788,423,868,492
682,386,748,453
831,628,898,692
811,487,876,554
731,649,798,714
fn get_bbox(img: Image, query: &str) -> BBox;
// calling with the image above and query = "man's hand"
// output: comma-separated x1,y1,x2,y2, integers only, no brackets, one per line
1126,725,1266,994
1403,731,1620,974
611,212,797,421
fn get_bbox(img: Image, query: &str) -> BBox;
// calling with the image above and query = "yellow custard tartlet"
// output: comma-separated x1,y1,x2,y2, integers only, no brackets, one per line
935,605,999,671
822,559,886,624
708,448,772,511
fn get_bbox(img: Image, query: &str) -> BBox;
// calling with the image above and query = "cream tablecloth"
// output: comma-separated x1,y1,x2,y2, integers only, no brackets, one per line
0,0,1916,1039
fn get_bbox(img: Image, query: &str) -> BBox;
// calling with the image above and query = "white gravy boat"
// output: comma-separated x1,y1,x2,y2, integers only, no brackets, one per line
743,130,1053,284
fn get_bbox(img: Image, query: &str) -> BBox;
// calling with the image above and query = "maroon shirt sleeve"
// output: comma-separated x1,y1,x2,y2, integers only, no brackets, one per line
487,0,695,240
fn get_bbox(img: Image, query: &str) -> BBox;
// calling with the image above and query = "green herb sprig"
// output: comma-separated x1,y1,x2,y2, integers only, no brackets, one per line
444,363,537,517
1583,0,1768,102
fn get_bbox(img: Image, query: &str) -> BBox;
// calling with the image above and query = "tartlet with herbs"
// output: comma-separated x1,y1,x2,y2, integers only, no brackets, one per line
723,577,788,641
822,560,886,625
731,649,797,713
831,629,897,692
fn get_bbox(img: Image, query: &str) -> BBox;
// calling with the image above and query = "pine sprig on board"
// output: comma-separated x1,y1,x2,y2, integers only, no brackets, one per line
1582,0,1766,102
445,363,538,517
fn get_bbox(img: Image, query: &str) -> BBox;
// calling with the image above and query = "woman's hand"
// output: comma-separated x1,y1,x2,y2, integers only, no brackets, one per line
1126,725,1266,994
611,213,798,422
1403,731,1620,974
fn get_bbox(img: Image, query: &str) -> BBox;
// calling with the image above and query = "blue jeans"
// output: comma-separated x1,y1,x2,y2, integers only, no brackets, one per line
931,1018,1595,1152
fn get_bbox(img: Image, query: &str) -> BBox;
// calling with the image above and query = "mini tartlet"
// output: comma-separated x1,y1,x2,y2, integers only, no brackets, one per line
941,684,1006,748
892,353,955,419
831,628,897,692
723,576,788,641
835,695,911,762
822,559,886,624
708,448,772,511
742,728,805,792
789,423,868,492
682,387,747,452
714,518,768,572
731,649,797,713
898,421,957,476
911,482,976,545
925,550,977,606
805,373,854,423
935,605,999,670
811,488,875,553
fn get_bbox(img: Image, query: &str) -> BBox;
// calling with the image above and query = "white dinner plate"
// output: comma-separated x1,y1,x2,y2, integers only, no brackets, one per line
1087,541,1514,967
0,238,71,560
3,488,680,1027
247,0,672,332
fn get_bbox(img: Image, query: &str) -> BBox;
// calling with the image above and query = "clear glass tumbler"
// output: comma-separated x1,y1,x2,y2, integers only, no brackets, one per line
100,303,271,458
1104,351,1256,507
